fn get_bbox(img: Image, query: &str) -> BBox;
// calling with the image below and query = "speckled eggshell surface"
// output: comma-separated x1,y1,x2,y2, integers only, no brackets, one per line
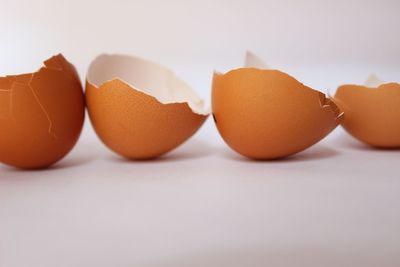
212,68,343,159
86,54,209,160
334,83,400,148
0,54,85,169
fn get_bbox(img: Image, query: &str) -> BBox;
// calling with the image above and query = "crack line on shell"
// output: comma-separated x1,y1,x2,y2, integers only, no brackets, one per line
318,92,342,119
27,75,58,139
330,96,351,114
325,90,345,120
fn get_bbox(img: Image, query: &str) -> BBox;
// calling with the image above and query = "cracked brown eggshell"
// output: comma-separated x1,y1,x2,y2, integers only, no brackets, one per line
0,54,85,169
212,68,343,159
334,82,400,148
85,54,209,160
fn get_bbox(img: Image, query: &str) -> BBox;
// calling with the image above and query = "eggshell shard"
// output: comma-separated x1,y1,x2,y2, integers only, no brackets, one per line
364,74,384,88
86,54,209,160
244,51,269,69
212,68,343,159
334,83,400,148
0,54,85,169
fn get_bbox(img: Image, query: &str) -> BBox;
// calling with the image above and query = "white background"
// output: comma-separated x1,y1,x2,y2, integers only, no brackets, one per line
0,0,399,266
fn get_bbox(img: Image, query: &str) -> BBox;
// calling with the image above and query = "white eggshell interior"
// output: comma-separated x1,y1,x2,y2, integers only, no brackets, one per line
87,54,209,115
365,74,384,88
244,51,269,69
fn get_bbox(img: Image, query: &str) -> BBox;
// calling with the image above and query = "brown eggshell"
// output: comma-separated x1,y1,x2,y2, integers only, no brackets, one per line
0,54,85,169
334,83,400,148
86,54,208,160
212,68,343,159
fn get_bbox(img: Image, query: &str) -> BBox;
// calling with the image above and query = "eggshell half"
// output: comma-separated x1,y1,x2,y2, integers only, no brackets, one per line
212,68,343,159
0,54,85,169
86,54,209,160
334,82,400,148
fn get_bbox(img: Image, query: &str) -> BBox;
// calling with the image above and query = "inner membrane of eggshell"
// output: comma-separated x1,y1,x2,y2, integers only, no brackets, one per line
244,51,269,69
87,54,209,115
364,74,384,88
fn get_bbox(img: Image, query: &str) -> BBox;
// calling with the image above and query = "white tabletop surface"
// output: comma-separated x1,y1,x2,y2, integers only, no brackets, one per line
1,120,399,267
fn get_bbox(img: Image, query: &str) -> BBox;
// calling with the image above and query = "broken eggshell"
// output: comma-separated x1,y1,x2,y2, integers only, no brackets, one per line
85,54,209,160
334,76,400,148
0,54,85,169
212,53,343,160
